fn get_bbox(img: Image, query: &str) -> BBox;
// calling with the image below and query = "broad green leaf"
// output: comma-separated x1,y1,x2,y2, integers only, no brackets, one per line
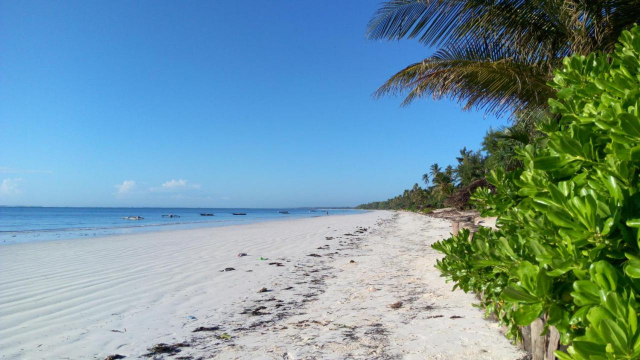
501,285,540,303
600,318,628,354
513,302,544,326
572,341,607,358
572,281,602,306
625,260,640,278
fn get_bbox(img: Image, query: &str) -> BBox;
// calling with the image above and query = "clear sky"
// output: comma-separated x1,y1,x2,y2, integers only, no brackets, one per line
0,1,509,208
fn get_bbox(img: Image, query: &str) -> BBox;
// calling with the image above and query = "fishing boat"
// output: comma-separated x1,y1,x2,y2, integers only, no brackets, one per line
232,213,247,216
162,214,180,218
279,211,289,214
123,216,144,220
200,213,214,216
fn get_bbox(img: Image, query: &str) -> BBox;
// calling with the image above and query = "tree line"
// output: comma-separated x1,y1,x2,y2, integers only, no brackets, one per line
357,126,523,211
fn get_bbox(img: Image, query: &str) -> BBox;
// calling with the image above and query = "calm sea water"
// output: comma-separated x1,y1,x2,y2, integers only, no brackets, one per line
0,207,364,245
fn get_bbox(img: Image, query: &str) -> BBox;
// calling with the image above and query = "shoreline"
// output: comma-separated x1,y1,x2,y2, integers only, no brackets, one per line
0,211,523,359
0,209,366,247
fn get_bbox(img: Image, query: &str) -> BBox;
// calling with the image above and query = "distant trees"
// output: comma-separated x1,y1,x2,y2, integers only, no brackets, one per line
357,128,525,210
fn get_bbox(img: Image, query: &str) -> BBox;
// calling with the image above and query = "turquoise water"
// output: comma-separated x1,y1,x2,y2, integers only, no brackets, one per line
0,207,363,245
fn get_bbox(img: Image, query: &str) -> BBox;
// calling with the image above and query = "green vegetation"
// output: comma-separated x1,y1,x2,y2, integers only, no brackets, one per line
433,27,640,359
362,1,640,358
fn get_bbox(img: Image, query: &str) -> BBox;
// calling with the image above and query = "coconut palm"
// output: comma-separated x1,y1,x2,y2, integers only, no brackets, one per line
429,163,441,178
422,173,430,186
367,0,640,119
431,170,455,203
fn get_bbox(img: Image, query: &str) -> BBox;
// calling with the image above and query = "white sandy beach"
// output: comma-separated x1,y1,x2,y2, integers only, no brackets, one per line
0,211,524,359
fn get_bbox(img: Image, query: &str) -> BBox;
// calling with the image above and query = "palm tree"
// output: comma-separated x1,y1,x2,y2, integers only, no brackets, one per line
367,0,640,119
429,163,441,179
422,173,430,186
431,170,455,203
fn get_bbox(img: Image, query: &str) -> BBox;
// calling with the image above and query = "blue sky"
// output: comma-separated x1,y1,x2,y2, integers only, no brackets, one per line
0,1,509,208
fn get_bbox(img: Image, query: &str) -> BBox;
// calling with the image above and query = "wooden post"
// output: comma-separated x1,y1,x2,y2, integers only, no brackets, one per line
547,326,561,360
531,318,546,360
521,325,532,352
452,221,459,235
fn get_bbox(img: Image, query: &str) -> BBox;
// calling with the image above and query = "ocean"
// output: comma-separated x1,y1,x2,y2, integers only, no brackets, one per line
0,207,364,245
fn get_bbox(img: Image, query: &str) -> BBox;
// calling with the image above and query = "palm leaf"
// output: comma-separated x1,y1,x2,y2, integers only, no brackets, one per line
368,0,640,119
374,41,554,118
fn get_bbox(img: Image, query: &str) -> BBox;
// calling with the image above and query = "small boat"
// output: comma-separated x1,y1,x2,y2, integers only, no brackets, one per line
279,211,289,214
162,214,180,218
200,213,214,216
232,213,247,216
123,216,144,220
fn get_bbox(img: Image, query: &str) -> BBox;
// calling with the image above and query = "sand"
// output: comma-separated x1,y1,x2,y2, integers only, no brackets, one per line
0,211,524,359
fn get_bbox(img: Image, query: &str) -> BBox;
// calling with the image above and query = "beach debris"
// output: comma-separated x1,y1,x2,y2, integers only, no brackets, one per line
307,253,322,257
368,287,377,292
236,252,248,258
283,286,294,290
450,315,464,319
110,329,126,333
145,342,190,356
258,257,267,260
388,301,403,309
219,333,232,340
105,355,126,360
252,306,269,316
349,260,356,263
426,315,444,319
192,326,220,332
220,267,236,272
187,315,197,320
294,319,331,328
268,262,284,267
325,237,334,240
258,287,268,293
240,305,270,316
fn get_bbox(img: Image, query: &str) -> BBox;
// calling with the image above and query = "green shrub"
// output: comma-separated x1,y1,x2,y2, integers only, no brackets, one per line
432,26,640,359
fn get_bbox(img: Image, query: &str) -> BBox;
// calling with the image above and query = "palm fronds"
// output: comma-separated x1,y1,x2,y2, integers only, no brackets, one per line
368,0,640,119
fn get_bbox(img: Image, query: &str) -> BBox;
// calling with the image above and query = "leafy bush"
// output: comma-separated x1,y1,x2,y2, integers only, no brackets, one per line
432,26,640,359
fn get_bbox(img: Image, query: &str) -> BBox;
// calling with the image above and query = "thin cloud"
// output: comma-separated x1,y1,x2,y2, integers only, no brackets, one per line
162,179,188,188
0,178,23,195
115,180,136,194
152,179,201,191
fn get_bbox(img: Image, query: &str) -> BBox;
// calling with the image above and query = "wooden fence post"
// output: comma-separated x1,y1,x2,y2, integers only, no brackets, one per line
531,318,546,360
452,221,459,235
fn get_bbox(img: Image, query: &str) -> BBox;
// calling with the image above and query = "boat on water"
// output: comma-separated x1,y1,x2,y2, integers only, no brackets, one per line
279,211,289,214
123,216,144,220
232,213,247,216
200,213,214,216
162,214,180,218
